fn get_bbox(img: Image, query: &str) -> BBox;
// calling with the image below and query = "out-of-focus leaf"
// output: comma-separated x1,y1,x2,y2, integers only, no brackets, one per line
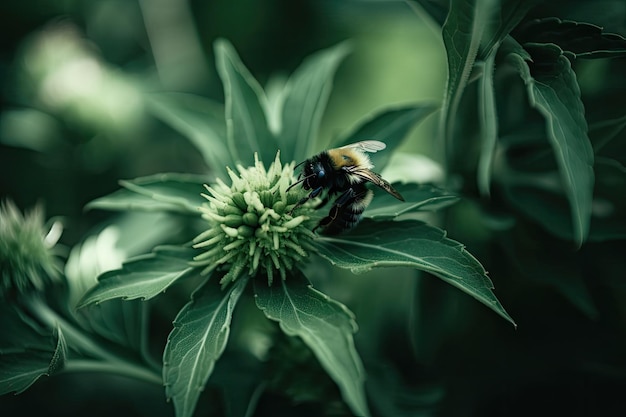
77,246,200,307
86,173,208,214
214,39,276,166
253,272,369,417
147,92,231,179
364,183,459,219
315,219,515,326
334,104,438,171
517,17,626,59
279,42,351,162
441,0,497,157
163,276,248,417
508,41,594,246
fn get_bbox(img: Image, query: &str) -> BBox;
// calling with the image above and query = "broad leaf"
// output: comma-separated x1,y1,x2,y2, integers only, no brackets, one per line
215,39,276,166
441,0,497,155
253,273,369,417
0,324,66,395
78,246,200,307
364,183,459,219
279,42,351,162
315,219,515,326
163,276,248,417
334,104,438,171
147,92,231,179
508,42,594,245
517,17,626,59
87,173,208,214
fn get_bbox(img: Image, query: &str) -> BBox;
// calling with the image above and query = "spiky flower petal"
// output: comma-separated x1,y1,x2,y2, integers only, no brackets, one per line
192,152,316,286
0,200,64,296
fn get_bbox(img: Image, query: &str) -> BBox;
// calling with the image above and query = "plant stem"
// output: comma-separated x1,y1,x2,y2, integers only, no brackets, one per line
63,358,163,385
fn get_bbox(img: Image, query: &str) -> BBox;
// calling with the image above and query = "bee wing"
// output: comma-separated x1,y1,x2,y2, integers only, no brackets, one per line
354,169,405,201
340,140,386,153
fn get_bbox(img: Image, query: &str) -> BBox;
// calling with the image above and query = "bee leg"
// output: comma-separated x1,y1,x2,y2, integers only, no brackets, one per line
288,186,324,215
313,188,356,232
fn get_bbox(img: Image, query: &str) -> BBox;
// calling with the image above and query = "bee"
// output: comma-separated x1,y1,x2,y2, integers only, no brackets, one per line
287,140,404,234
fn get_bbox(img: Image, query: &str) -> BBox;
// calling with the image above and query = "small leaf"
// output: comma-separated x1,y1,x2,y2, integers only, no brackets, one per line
364,183,459,220
147,92,231,179
163,276,248,417
334,104,438,171
0,321,65,395
279,42,351,162
253,272,370,417
78,246,200,307
87,173,208,214
508,42,595,245
0,349,56,395
215,39,276,166
314,219,515,326
517,17,626,59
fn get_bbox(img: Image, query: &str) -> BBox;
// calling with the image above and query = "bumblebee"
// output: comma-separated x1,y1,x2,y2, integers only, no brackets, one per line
287,140,404,234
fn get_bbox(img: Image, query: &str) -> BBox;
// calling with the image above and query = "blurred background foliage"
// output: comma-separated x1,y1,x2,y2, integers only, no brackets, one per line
1,0,626,416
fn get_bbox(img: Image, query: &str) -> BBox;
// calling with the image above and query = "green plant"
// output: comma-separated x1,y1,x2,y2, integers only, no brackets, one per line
1,34,516,416
2,1,626,416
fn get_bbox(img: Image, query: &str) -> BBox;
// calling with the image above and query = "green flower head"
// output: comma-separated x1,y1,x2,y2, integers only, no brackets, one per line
192,152,316,286
0,200,64,297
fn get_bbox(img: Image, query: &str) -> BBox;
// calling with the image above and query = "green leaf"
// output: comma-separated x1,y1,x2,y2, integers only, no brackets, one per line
215,39,276,166
334,104,438,171
253,272,369,417
508,42,595,245
364,183,459,220
163,276,248,417
517,17,626,59
77,246,199,307
87,173,208,214
0,322,65,395
314,219,515,326
0,349,55,395
279,42,351,162
441,0,497,156
147,92,231,179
